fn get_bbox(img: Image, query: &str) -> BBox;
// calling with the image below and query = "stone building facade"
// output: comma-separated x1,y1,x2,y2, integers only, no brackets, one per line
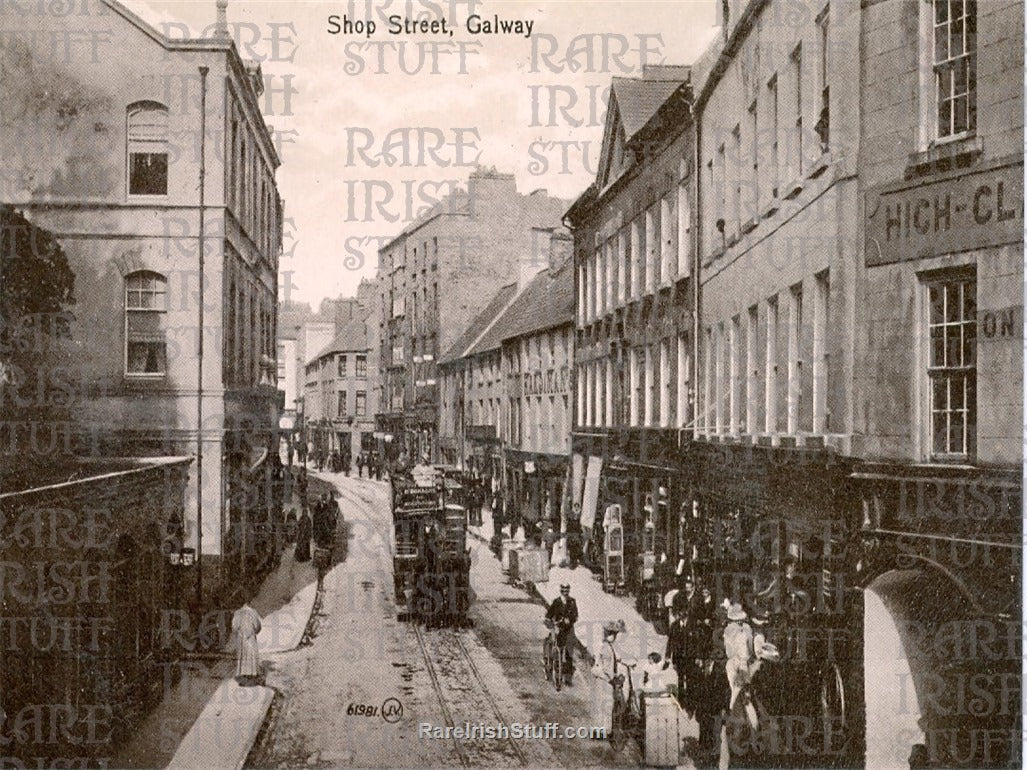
0,458,192,765
0,0,283,606
303,317,380,462
564,66,696,595
853,1,1023,765
375,169,567,465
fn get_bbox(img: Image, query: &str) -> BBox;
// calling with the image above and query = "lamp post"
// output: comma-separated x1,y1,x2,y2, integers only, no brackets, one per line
296,396,307,470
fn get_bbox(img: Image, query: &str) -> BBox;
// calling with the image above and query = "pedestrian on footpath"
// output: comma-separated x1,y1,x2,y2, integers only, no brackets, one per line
285,508,297,544
589,619,636,736
232,603,262,686
295,509,312,562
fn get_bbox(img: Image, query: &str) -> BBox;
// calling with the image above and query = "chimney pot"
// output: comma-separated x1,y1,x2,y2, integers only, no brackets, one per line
216,0,229,37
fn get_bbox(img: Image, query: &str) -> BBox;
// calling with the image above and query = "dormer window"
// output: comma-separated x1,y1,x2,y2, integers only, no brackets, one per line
127,102,169,196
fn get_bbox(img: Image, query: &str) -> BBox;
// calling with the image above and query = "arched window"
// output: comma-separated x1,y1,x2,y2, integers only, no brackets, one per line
127,102,169,196
125,271,168,376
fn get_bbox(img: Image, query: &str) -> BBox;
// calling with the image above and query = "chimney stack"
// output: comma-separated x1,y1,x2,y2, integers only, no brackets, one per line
216,0,229,37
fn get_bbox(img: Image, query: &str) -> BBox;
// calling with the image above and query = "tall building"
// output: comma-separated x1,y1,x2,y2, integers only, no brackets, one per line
564,65,696,594
0,0,284,605
375,167,568,464
438,231,574,545
854,1,1022,765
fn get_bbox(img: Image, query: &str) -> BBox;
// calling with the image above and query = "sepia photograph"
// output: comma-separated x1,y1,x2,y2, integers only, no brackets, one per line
0,0,1022,768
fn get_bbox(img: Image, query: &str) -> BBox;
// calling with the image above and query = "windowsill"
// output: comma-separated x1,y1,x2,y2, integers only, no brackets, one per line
906,135,983,179
808,152,831,179
124,373,167,383
762,197,780,218
783,179,803,200
127,194,169,203
741,216,759,235
726,232,740,248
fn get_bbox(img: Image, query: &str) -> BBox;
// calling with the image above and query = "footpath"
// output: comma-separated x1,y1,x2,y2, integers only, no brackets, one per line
116,477,671,770
111,472,322,770
467,505,671,662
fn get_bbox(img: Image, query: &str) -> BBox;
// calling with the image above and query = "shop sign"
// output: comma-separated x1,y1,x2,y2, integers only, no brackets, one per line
866,161,1023,266
520,366,570,396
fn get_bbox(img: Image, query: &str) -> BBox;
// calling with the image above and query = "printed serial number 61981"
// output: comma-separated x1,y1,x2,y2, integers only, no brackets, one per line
347,703,378,717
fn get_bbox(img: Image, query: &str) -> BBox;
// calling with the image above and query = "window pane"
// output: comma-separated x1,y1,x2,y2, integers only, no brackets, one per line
938,87,952,136
935,23,948,62
932,412,947,454
954,57,968,94
127,341,166,374
929,285,943,322
951,18,964,57
946,282,961,322
933,378,947,411
953,96,968,135
935,0,948,25
950,375,964,410
130,153,168,196
961,281,976,319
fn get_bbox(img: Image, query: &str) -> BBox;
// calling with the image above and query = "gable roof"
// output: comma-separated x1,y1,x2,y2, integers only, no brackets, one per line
310,318,367,363
611,76,685,145
467,259,573,356
438,282,519,365
570,67,691,223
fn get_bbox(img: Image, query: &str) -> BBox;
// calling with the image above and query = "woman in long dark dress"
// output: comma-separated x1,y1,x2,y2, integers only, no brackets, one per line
295,510,312,562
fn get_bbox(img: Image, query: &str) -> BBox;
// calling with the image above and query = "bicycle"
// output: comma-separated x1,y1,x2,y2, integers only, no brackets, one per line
607,660,641,752
542,620,564,691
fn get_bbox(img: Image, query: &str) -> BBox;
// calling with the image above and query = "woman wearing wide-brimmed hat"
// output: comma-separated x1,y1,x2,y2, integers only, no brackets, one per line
588,619,636,736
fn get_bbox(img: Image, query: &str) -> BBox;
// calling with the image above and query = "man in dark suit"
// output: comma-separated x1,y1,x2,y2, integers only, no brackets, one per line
545,583,579,685
666,577,707,715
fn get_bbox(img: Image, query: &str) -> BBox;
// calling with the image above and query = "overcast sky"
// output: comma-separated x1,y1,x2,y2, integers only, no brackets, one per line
131,0,717,306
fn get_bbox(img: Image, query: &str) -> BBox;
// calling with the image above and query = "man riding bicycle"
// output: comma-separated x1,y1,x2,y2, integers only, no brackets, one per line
545,583,578,686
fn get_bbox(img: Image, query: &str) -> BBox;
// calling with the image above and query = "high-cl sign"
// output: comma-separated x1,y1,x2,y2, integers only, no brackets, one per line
866,161,1023,266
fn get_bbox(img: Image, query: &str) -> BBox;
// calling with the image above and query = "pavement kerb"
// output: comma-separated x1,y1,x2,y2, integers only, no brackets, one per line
165,680,275,770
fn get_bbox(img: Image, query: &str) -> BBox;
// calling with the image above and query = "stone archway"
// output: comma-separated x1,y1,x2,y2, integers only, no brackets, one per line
862,566,994,769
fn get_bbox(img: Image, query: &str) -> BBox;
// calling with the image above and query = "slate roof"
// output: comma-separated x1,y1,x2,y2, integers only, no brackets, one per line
466,258,573,356
437,282,519,365
611,76,685,144
310,318,368,363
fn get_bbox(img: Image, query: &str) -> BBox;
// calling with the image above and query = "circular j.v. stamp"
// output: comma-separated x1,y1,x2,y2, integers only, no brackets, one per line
381,697,403,723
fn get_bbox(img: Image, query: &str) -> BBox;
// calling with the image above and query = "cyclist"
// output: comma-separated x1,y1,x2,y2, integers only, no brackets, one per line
545,583,578,686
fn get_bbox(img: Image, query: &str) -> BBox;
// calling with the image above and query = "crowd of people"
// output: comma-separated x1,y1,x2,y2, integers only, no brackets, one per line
307,447,385,479
547,572,795,769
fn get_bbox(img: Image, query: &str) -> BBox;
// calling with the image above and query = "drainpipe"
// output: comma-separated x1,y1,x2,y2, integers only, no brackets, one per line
196,65,208,609
692,109,702,443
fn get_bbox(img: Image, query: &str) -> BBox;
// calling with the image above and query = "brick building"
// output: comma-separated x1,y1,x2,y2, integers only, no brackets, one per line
375,168,568,465
564,66,696,594
0,0,283,606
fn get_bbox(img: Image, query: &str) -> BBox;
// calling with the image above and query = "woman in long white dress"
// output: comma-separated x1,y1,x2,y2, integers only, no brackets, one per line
588,619,637,736
232,603,263,685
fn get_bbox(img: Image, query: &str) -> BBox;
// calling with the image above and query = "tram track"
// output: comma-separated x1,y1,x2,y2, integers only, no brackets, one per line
412,623,529,767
